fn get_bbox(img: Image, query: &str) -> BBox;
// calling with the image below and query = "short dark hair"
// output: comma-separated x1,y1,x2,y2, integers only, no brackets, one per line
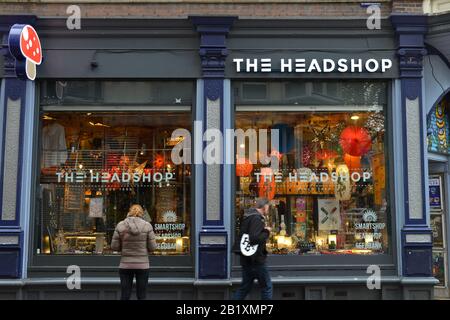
255,198,269,209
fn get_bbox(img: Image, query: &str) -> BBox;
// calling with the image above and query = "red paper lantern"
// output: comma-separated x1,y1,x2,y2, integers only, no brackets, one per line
152,154,165,169
236,158,254,177
258,167,276,200
343,153,361,172
315,149,338,161
339,126,372,157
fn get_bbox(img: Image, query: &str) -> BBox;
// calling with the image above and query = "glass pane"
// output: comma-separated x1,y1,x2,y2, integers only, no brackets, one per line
234,80,387,107
433,251,446,286
38,111,191,255
234,81,390,256
431,215,444,248
40,80,193,106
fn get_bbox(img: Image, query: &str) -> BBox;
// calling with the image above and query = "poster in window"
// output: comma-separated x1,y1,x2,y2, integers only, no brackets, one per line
431,215,444,248
89,197,104,218
433,251,446,287
63,185,84,212
429,176,443,212
317,198,340,231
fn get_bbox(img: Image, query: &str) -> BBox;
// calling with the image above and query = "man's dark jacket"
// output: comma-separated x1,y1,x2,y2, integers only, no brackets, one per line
236,208,270,266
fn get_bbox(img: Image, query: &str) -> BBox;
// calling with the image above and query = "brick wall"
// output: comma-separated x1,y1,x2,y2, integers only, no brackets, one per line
392,0,424,14
0,2,393,18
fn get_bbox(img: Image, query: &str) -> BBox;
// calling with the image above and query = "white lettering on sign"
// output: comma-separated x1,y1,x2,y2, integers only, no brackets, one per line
233,58,393,73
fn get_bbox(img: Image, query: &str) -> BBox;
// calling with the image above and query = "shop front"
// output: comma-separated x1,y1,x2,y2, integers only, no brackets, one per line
0,14,438,300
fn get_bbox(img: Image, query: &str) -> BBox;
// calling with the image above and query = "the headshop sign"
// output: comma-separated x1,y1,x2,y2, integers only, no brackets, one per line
8,24,42,81
232,58,393,74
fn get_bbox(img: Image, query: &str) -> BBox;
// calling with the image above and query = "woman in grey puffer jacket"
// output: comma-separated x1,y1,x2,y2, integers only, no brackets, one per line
111,204,157,300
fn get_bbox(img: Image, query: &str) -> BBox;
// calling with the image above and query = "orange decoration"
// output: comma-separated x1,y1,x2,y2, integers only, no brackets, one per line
258,167,276,200
236,158,254,177
343,153,361,173
152,154,165,169
315,149,338,161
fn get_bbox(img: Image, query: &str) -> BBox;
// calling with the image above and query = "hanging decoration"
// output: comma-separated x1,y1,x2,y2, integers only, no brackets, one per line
343,153,361,173
309,124,332,149
153,153,165,169
365,112,385,135
334,164,351,201
302,145,312,167
236,158,254,177
258,167,276,200
339,126,372,157
315,149,337,161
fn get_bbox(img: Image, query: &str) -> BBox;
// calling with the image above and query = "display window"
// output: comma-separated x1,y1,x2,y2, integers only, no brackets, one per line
36,81,193,256
234,80,391,256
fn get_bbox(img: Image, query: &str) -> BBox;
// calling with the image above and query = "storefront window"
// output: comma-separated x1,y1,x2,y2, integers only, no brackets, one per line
37,81,192,256
427,93,450,154
234,81,390,256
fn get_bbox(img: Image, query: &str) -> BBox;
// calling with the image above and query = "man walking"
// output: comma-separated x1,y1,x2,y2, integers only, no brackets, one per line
233,198,273,300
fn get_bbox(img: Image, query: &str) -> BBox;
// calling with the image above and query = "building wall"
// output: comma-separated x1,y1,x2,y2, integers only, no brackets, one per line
424,0,450,14
0,0,426,19
0,0,440,300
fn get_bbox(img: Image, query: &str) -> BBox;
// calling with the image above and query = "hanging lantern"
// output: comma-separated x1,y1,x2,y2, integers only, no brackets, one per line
236,158,254,177
258,167,276,200
343,153,361,173
152,153,165,169
339,126,372,157
315,149,338,161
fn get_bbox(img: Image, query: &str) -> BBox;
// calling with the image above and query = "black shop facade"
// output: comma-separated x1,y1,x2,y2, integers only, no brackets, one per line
0,15,437,300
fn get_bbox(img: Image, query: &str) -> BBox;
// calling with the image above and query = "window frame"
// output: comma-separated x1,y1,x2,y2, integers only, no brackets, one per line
230,79,398,276
28,80,197,278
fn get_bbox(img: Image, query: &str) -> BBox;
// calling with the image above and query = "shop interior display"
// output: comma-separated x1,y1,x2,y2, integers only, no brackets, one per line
38,112,191,255
235,110,389,255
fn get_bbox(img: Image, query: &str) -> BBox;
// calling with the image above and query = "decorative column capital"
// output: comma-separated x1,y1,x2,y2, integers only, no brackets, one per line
390,14,428,79
190,16,237,78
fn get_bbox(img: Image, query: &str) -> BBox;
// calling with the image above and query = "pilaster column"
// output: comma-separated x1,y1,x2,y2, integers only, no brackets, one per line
0,15,36,278
391,14,433,278
191,16,236,280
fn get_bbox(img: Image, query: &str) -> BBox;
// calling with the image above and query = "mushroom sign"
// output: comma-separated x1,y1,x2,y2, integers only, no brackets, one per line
8,24,42,81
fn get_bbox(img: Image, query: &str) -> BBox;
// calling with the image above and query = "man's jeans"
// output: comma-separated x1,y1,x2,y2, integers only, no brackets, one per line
233,264,273,300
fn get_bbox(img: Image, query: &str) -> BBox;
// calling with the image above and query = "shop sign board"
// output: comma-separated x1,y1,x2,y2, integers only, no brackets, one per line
8,24,42,80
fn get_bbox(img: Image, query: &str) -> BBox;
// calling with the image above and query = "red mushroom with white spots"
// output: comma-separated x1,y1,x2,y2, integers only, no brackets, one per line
19,25,42,80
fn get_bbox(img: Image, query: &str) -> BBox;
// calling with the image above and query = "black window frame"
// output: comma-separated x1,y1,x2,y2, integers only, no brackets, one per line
28,79,197,278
